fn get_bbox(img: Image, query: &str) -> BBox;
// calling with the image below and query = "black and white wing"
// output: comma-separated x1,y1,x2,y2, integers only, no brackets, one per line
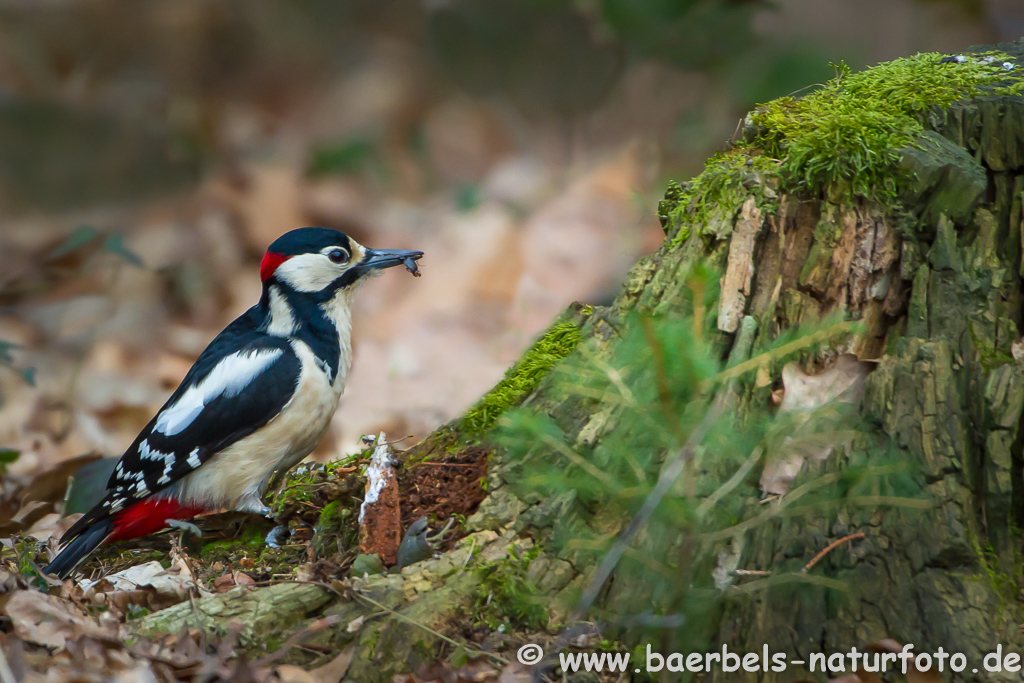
63,311,301,539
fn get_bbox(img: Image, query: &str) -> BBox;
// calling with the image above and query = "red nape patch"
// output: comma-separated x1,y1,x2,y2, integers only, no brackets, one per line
108,498,208,542
260,252,291,282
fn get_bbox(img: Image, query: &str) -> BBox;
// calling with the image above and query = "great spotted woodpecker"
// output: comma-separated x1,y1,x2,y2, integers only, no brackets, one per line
44,227,423,578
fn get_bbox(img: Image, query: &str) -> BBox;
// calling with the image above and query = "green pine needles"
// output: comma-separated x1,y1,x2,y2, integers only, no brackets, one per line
490,267,922,657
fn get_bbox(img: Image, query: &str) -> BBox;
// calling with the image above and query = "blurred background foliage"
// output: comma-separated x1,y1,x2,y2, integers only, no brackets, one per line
0,0,1013,212
0,0,1018,481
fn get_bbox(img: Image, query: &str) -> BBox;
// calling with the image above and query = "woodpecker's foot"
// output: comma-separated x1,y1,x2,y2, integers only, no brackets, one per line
425,517,456,545
396,517,457,569
166,519,203,537
234,491,272,517
265,525,290,549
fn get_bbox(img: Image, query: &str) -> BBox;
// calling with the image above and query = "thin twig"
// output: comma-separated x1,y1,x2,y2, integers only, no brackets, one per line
695,446,763,518
730,572,847,594
461,537,477,570
803,532,866,573
538,432,615,486
712,321,857,386
188,593,205,636
352,591,508,665
572,394,726,620
253,615,341,666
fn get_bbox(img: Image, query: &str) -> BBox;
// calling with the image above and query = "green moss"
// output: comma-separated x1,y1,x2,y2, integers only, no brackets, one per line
472,545,546,631
200,526,266,560
270,464,322,515
967,319,1014,371
662,151,782,243
750,53,1022,204
967,526,1023,611
311,500,354,558
664,52,1023,244
461,321,583,435
318,500,342,525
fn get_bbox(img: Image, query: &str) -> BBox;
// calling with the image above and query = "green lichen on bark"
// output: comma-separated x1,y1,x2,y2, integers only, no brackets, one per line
131,582,333,647
659,152,782,242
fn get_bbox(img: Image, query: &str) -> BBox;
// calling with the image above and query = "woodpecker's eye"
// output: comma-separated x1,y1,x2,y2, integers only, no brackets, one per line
328,248,349,264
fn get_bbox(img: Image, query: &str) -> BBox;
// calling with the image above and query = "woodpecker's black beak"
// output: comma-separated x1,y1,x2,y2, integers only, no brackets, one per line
362,248,424,271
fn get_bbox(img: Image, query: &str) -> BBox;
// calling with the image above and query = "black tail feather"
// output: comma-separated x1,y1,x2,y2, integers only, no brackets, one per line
43,518,112,579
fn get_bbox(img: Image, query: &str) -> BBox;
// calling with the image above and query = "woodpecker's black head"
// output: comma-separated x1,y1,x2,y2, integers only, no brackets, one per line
260,227,423,294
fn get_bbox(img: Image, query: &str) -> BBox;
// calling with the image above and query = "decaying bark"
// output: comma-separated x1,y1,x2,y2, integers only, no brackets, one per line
358,433,401,566
719,197,763,333
127,40,1024,682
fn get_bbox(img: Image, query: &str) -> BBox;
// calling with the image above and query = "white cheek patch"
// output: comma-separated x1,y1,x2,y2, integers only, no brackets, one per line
154,348,284,436
275,253,351,292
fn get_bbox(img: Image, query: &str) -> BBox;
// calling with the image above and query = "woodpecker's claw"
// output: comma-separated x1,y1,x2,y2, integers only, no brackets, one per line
395,517,456,569
166,519,203,537
426,517,456,544
265,525,290,549
234,492,272,517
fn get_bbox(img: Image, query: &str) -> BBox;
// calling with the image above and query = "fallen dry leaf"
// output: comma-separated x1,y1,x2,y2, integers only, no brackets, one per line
213,571,236,592
345,615,365,633
275,664,317,683
80,560,212,610
396,656,502,683
24,512,81,542
778,354,875,414
761,354,877,495
4,590,110,648
496,660,532,682
309,647,354,683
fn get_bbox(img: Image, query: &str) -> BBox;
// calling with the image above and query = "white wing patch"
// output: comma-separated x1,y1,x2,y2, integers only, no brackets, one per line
139,439,177,485
154,348,283,437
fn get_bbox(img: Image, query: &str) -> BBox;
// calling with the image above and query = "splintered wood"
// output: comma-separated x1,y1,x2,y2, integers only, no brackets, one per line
718,197,763,333
358,433,402,566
